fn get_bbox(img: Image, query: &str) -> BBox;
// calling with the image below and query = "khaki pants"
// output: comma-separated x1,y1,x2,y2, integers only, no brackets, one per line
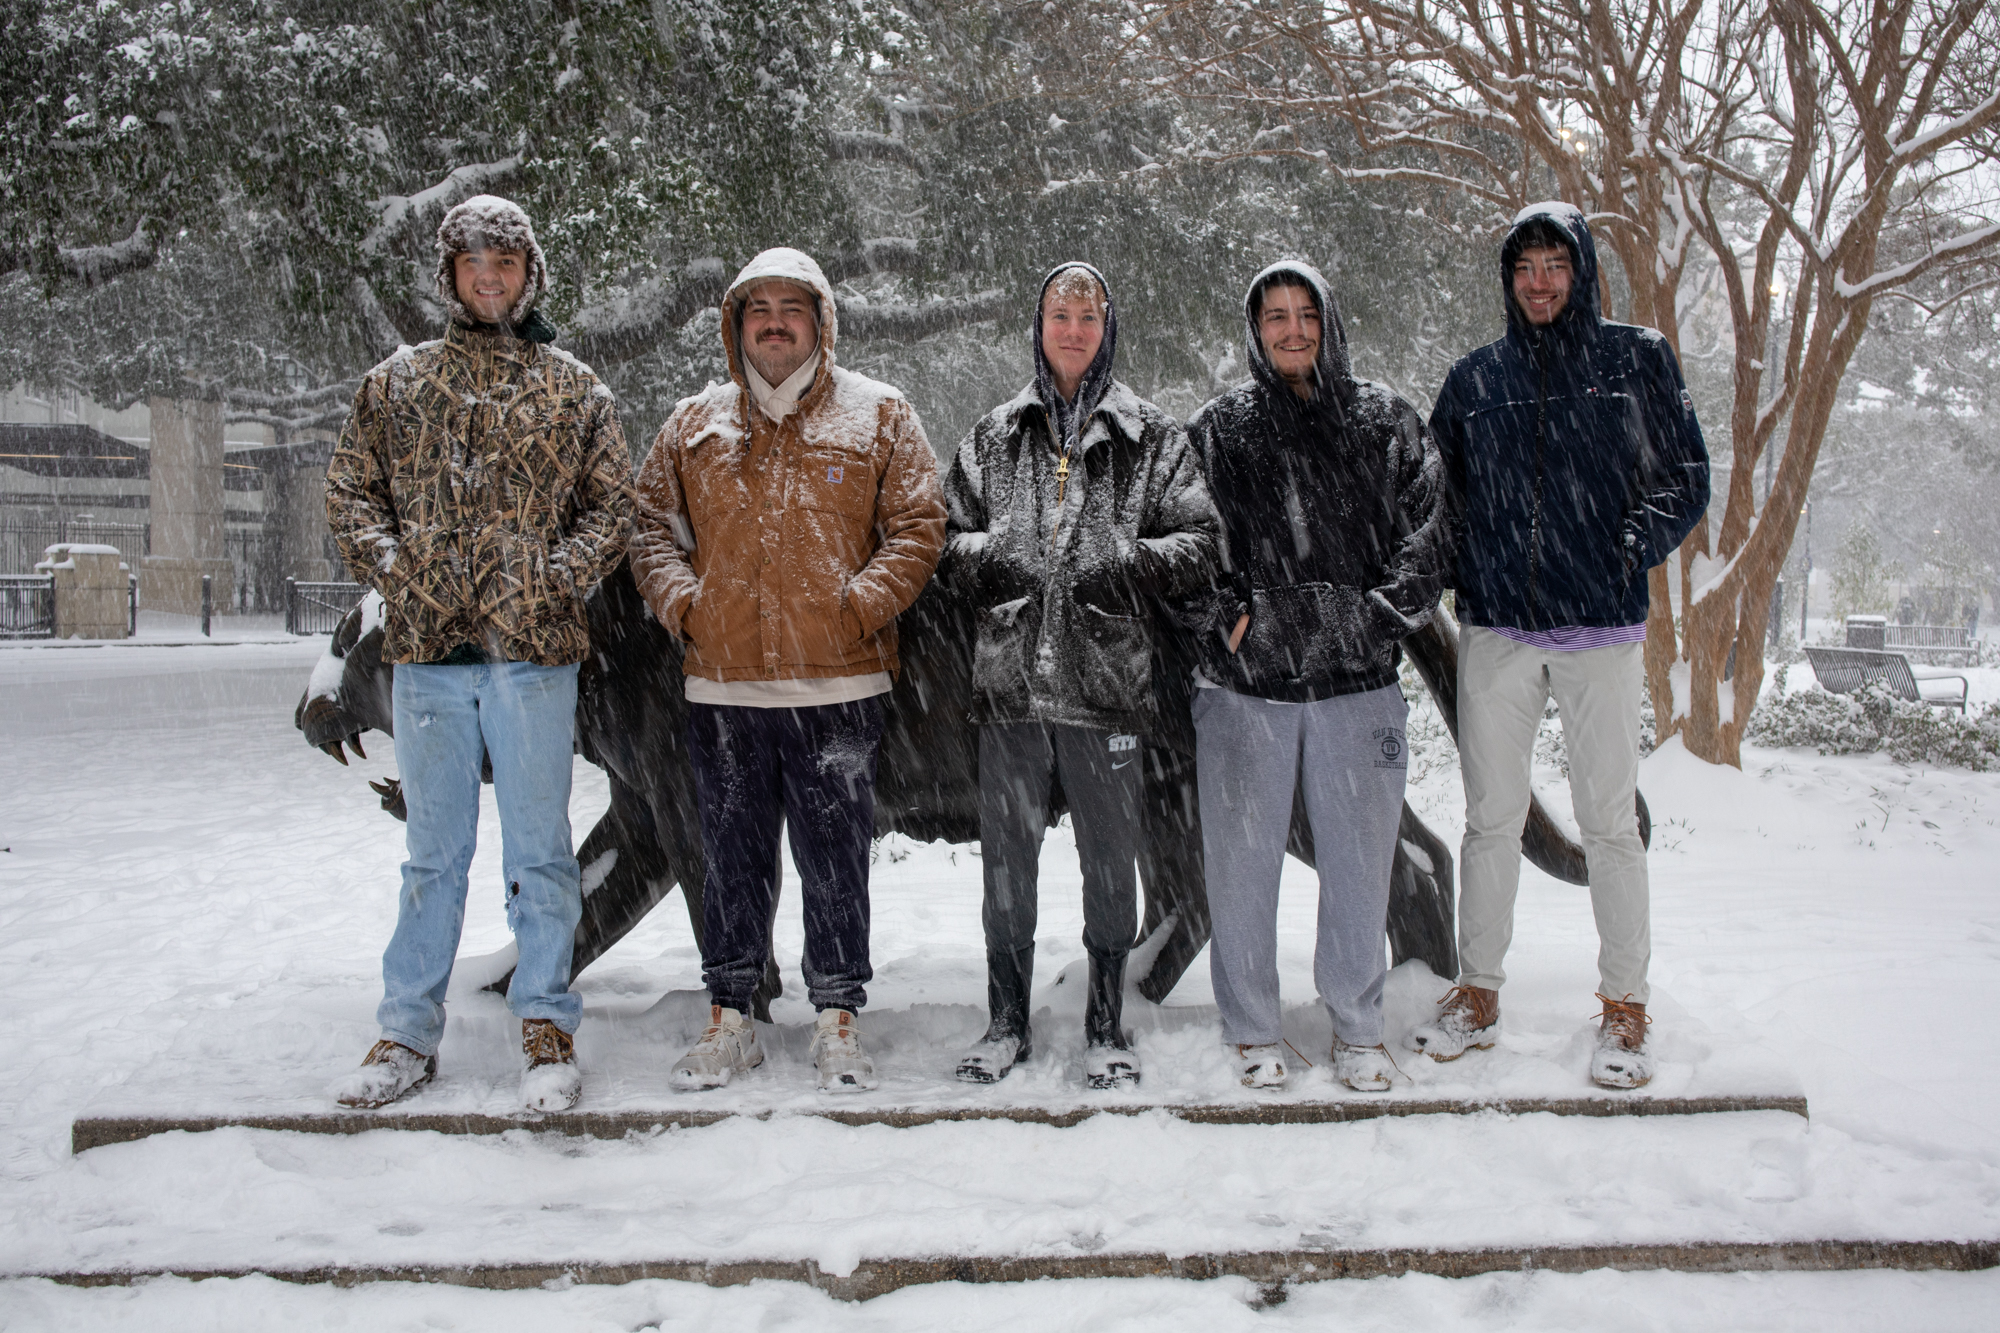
1456,627,1649,1003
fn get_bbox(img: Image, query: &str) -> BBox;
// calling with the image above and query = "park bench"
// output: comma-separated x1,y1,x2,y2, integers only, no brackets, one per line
1803,646,1970,714
1884,622,1982,666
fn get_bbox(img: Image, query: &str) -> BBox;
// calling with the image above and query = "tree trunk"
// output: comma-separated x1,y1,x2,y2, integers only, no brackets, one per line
1653,287,1874,767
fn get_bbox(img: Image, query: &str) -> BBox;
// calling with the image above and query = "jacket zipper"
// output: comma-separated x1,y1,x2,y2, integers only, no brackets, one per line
1526,352,1548,625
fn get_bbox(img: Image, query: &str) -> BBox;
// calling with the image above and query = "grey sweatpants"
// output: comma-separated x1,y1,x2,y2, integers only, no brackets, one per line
1456,627,1649,1003
1193,683,1409,1047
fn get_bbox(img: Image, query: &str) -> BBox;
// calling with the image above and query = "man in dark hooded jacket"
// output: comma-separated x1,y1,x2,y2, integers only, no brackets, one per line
943,262,1221,1088
1417,203,1709,1090
1186,260,1451,1093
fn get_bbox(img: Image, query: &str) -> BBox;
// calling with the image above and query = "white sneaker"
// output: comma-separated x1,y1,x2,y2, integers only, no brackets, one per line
670,1006,763,1092
520,1019,581,1113
1590,994,1653,1089
1235,1043,1288,1089
1333,1038,1397,1092
1085,1044,1141,1090
955,1033,1029,1084
812,1008,878,1093
331,1039,436,1109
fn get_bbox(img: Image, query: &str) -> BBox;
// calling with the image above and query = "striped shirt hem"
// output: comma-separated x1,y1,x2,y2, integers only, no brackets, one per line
1484,623,1647,652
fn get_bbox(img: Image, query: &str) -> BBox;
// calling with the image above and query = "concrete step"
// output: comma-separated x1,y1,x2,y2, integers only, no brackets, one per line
72,1091,1808,1154
27,1237,1996,1301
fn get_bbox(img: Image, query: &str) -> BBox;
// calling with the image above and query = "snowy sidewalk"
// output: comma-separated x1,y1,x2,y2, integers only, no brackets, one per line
2,644,1998,1327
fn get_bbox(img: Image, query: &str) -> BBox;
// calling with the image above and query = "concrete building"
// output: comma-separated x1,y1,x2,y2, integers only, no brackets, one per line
1,386,339,611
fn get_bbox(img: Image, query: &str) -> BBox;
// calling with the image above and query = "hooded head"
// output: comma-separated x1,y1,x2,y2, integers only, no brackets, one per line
1032,262,1118,448
1499,201,1601,341
719,248,837,399
434,194,549,330
1242,259,1352,407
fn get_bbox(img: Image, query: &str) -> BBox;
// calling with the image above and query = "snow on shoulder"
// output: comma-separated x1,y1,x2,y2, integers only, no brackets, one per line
542,344,608,390
366,340,433,382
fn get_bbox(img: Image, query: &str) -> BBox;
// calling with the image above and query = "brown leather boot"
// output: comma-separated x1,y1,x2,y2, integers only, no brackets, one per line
1591,994,1653,1089
1408,984,1500,1061
520,1018,581,1112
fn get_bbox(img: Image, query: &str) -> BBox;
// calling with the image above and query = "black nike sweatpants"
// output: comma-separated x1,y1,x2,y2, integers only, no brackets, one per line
977,721,1142,1048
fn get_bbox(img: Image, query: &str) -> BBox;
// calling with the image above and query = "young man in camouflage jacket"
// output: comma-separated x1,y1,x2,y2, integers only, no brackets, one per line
324,195,634,1114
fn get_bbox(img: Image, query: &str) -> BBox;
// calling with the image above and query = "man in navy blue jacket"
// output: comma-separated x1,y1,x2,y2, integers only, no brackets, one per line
1417,203,1709,1089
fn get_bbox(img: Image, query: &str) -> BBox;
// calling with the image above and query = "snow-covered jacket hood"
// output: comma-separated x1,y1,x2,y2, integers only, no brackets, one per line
433,194,549,330
1243,259,1353,406
720,247,837,399
1031,262,1119,450
1501,200,1602,346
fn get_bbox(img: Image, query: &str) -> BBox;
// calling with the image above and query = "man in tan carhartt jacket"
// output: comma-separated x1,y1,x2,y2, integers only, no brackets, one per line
630,247,944,1094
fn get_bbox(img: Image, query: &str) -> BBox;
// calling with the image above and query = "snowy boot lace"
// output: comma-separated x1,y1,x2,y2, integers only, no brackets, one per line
330,1039,436,1110
520,1019,581,1113
1333,1037,1398,1092
671,1006,764,1092
812,1008,878,1093
1590,993,1653,1089
1408,984,1500,1062
956,1028,1031,1084
1235,1043,1289,1090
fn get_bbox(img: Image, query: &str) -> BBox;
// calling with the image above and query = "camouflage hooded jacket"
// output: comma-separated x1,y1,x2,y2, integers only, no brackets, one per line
325,321,635,666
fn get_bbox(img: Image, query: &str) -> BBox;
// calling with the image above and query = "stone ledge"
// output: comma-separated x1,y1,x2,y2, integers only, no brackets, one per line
25,1237,1998,1301
71,1092,1809,1155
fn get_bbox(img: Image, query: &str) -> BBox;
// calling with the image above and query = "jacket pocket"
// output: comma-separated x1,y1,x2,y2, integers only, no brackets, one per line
485,534,561,639
1237,582,1371,684
972,595,1040,715
1074,603,1153,715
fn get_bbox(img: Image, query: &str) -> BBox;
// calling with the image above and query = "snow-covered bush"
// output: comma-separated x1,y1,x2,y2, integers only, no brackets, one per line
1874,697,2000,770
1747,675,2000,770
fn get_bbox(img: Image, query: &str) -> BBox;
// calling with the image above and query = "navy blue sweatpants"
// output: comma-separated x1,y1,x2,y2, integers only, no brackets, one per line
685,698,883,1014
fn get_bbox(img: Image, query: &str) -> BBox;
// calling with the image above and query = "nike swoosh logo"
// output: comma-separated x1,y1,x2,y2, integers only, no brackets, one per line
1111,760,1132,770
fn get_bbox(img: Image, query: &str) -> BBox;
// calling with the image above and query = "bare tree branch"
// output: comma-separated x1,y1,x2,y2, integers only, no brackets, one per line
829,129,921,169
839,290,1010,341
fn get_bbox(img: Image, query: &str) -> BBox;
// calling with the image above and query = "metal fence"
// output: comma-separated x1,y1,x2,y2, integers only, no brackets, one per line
1,518,148,574
224,529,289,614
0,573,55,638
286,578,365,634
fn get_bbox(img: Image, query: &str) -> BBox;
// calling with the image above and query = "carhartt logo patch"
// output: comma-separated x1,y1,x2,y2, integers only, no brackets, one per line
826,465,844,484
1373,727,1406,769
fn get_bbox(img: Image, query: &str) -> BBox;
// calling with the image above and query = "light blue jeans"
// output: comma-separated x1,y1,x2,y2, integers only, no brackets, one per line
377,661,582,1056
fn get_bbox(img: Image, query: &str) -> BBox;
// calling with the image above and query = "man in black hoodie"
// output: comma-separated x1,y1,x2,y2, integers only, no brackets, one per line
943,262,1221,1088
1418,203,1709,1090
1187,260,1451,1093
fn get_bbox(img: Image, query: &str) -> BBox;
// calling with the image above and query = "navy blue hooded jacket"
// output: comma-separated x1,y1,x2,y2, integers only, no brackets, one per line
1187,260,1451,702
1430,203,1710,631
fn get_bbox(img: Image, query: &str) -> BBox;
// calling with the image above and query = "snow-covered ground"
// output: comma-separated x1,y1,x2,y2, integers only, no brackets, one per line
2,639,1997,1330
